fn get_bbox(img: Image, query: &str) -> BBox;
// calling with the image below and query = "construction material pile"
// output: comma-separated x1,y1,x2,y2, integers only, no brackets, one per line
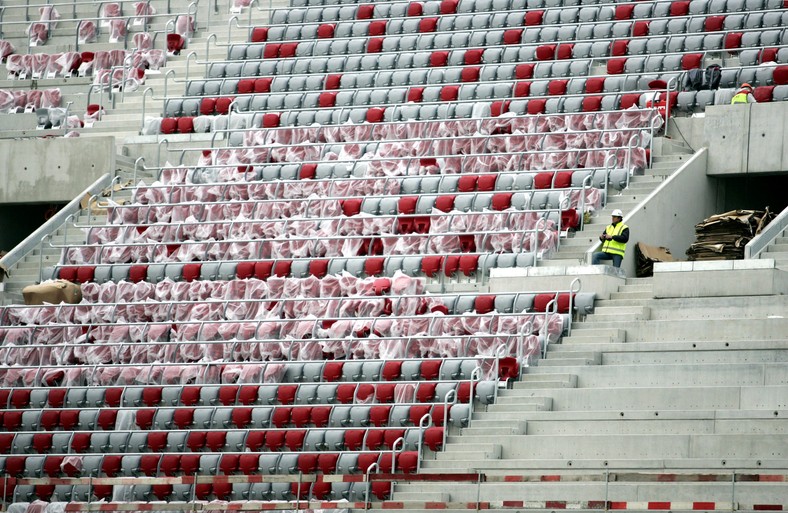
686,209,774,260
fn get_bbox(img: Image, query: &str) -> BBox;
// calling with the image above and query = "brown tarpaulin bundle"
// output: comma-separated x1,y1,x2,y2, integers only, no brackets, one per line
686,209,774,261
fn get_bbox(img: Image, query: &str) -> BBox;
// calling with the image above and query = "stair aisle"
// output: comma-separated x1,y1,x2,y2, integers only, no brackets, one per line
384,277,788,509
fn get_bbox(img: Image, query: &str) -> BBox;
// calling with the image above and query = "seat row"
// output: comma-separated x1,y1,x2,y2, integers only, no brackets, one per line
0,368,488,411
152,94,667,133
5,47,165,81
0,364,497,415
162,108,657,152
1,401,471,433
0,89,62,114
11,475,395,502
2,424,444,456
3,447,424,478
59,221,556,264
190,51,787,110
220,27,785,80
286,0,781,18
128,168,612,213
46,253,558,289
255,5,787,45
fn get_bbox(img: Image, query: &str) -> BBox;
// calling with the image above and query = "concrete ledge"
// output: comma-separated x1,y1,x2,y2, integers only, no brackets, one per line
653,259,788,297
489,265,625,299
0,113,37,131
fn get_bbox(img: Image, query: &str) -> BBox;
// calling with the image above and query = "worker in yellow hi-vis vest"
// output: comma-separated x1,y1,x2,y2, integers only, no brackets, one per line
592,209,630,268
731,83,756,104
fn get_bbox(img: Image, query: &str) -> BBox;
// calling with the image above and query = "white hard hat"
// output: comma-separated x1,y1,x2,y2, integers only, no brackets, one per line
611,209,624,217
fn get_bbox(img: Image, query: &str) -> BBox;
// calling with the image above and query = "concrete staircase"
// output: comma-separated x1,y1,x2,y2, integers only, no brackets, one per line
386,277,788,507
539,137,693,267
760,230,788,270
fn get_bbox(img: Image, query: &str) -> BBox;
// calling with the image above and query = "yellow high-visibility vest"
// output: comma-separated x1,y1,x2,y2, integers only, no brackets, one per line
731,93,749,104
602,223,628,257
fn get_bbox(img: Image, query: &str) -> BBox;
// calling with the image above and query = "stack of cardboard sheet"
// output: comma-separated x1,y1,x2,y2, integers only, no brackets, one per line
686,209,774,260
636,242,676,277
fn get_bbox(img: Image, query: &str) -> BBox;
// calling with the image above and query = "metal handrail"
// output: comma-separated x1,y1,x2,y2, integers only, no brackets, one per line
0,174,112,282
744,205,788,259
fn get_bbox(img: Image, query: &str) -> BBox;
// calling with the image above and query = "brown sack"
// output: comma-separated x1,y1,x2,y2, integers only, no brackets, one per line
22,280,83,305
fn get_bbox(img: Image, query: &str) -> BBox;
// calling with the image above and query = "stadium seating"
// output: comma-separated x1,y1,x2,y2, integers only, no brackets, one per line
2,0,788,509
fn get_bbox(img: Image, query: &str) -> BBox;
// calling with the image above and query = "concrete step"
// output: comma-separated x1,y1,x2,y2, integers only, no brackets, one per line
418,456,788,473
519,373,578,386
481,398,553,413
578,317,788,343
617,283,653,293
546,339,787,355
522,361,787,388
579,309,650,324
460,423,527,436
443,433,788,461
434,450,502,461
765,244,788,253
504,384,788,412
389,492,453,502
389,480,787,504
560,328,627,344
538,258,586,267
593,298,651,308
651,154,692,164
536,355,601,367
591,305,650,316
524,416,788,436
609,290,654,300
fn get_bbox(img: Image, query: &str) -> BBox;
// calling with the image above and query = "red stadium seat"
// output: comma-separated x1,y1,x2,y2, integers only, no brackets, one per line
615,4,634,19
367,37,384,53
503,29,523,45
582,96,603,112
419,17,437,32
263,113,280,127
317,23,335,38
535,44,556,61
670,1,689,16
319,92,337,108
526,98,547,115
548,79,568,96
251,27,267,42
440,0,458,14
364,429,384,450
524,10,543,25
430,51,449,67
632,20,649,37
464,48,484,65
705,16,724,32
285,429,306,451
556,44,573,60
344,430,365,451
368,20,387,36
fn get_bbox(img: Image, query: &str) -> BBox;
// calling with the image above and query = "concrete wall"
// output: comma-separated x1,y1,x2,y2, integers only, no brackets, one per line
704,101,788,176
589,148,722,277
654,259,788,298
0,137,114,204
667,116,706,152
